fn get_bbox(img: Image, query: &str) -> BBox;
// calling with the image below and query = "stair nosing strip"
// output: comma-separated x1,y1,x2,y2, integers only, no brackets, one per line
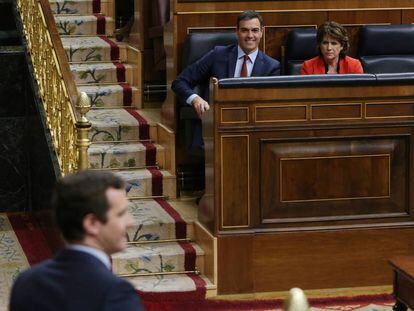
61,34,115,38
69,60,121,64
76,82,131,86
127,195,168,200
53,13,107,16
89,165,159,171
126,238,192,245
90,139,153,144
91,139,155,145
118,270,200,278
89,106,136,109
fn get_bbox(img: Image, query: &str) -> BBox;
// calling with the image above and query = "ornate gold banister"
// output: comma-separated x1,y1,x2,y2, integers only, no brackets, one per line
16,0,91,174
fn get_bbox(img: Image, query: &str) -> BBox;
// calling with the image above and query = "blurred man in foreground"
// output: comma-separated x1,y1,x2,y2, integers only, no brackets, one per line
10,170,143,311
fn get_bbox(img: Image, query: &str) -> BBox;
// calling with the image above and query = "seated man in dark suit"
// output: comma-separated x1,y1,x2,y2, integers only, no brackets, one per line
9,171,143,311
172,10,280,118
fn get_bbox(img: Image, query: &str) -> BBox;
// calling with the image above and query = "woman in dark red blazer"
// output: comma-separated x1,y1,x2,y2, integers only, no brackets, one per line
301,21,363,75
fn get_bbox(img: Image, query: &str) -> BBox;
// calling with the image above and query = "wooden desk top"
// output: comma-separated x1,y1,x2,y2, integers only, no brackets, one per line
389,257,414,280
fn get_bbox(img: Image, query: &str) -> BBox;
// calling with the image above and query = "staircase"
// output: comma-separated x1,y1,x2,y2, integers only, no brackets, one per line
48,0,214,299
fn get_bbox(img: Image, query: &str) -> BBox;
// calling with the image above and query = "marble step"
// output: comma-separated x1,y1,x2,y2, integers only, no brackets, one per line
115,169,175,198
54,14,114,36
126,199,194,242
112,242,204,275
87,108,154,141
70,62,134,84
49,0,111,15
61,36,124,63
78,84,140,108
88,141,165,169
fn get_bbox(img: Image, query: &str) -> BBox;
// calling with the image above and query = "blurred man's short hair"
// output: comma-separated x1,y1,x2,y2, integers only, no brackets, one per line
52,170,125,242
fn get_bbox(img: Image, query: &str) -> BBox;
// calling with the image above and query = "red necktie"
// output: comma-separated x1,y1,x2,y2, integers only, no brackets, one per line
240,55,249,77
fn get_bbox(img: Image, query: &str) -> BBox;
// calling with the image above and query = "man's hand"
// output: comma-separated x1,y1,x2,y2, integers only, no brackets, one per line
192,96,210,118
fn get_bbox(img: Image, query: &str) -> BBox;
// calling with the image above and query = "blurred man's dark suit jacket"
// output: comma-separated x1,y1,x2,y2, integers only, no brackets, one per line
10,248,143,311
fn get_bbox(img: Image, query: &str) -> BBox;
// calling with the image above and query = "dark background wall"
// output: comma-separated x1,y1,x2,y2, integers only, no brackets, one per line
0,0,59,212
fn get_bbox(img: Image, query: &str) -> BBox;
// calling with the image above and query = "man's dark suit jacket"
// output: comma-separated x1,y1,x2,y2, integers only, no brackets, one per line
9,249,143,311
172,44,280,103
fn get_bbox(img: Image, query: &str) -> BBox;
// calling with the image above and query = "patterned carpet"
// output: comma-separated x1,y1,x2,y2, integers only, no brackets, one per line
0,213,51,311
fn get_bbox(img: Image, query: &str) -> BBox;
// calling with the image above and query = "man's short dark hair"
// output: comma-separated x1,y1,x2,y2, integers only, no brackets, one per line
237,10,264,28
52,170,125,242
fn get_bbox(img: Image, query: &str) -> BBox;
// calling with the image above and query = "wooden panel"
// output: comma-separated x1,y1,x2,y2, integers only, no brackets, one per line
199,101,215,232
329,10,401,25
130,0,146,49
366,102,414,119
280,154,390,201
311,103,362,120
255,105,307,122
157,123,176,176
218,235,253,294
252,228,414,292
194,222,217,285
175,0,414,11
261,11,324,59
215,85,414,103
221,135,249,228
216,229,414,294
260,136,408,222
402,9,414,23
221,107,249,124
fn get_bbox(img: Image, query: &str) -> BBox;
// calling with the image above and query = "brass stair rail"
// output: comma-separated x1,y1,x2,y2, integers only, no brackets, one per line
16,0,91,174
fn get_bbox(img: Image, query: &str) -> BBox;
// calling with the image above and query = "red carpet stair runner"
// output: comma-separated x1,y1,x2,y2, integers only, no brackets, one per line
48,0,213,301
